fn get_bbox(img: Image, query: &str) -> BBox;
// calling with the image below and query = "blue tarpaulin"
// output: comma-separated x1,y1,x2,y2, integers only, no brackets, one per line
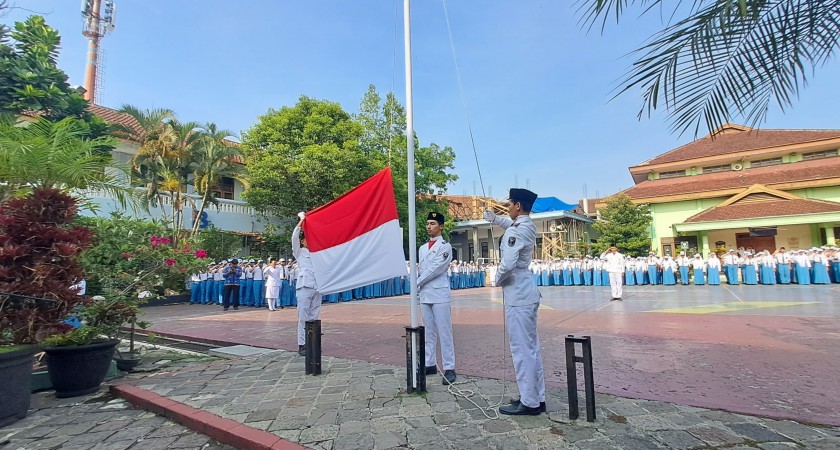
531,197,577,213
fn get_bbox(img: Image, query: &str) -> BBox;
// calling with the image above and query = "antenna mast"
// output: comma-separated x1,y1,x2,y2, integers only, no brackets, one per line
82,0,116,103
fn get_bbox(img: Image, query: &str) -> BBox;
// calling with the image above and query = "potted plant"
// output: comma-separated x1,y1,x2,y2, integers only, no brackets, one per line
0,189,94,421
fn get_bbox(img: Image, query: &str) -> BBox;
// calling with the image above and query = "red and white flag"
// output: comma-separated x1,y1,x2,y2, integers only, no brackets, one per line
302,167,407,295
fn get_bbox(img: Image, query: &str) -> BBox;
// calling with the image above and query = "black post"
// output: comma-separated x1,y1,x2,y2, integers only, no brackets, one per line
405,326,426,393
305,320,322,375
565,336,579,420
565,335,596,422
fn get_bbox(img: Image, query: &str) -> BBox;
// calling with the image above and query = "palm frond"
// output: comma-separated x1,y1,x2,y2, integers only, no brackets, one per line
579,0,840,136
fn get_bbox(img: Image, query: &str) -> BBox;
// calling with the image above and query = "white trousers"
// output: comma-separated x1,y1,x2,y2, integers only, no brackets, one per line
608,272,623,299
266,296,275,311
505,303,545,408
420,302,455,370
296,287,321,345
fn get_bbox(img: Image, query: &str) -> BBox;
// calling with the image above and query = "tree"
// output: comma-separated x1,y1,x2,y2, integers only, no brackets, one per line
0,115,130,206
243,88,458,256
355,86,458,252
0,16,109,136
190,124,248,236
580,1,840,136
591,194,652,257
241,95,378,217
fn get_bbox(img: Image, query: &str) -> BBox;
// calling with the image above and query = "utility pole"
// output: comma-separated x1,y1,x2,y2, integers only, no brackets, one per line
82,0,116,103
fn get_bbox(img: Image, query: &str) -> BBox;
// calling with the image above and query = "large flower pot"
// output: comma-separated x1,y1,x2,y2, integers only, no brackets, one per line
43,339,119,398
0,346,37,428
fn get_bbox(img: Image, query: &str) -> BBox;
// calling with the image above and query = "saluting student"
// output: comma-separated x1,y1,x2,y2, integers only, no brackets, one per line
417,212,456,384
484,188,546,416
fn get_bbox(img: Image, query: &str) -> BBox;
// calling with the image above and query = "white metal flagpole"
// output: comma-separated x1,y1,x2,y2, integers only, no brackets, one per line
404,0,423,392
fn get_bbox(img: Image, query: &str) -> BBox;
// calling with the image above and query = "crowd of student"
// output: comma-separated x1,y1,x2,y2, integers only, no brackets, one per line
189,258,487,307
527,246,840,286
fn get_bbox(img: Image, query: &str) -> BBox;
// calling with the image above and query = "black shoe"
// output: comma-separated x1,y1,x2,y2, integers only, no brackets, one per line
424,365,437,375
499,402,542,416
442,370,456,385
509,397,546,412
223,308,229,311
298,345,305,356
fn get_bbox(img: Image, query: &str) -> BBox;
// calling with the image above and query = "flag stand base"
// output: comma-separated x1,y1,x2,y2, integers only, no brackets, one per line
405,326,426,393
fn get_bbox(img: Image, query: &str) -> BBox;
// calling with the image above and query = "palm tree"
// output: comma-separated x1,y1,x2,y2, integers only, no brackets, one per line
0,114,131,207
119,105,203,244
117,105,176,223
190,124,248,237
579,0,840,136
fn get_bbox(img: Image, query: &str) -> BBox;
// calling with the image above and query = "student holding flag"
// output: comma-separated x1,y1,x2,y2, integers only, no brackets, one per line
293,212,320,356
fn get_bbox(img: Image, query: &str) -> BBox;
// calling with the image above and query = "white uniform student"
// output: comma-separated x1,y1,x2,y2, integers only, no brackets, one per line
601,245,626,300
484,188,545,416
263,259,282,311
417,211,456,384
293,212,320,356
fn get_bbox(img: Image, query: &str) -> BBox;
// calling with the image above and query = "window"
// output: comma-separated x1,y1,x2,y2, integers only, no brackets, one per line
702,164,732,174
802,149,838,160
750,157,782,168
658,170,686,179
213,177,235,200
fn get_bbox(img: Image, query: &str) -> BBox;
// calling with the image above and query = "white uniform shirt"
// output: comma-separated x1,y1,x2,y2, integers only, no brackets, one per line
417,236,453,304
601,251,626,273
253,265,264,281
493,215,540,307
264,265,281,289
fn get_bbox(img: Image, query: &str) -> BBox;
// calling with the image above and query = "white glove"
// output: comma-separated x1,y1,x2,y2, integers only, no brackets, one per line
483,209,496,223
297,211,306,221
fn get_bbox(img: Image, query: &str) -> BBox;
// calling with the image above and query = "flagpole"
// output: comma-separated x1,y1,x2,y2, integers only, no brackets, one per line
403,0,425,393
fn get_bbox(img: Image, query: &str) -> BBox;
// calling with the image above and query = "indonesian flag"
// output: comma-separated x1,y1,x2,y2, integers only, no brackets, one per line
302,167,407,295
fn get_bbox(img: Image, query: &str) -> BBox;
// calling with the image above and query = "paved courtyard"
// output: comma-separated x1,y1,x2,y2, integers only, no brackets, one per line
141,284,840,426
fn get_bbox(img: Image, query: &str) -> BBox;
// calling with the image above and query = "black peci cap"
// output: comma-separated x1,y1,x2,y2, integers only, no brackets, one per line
427,211,445,224
509,188,538,209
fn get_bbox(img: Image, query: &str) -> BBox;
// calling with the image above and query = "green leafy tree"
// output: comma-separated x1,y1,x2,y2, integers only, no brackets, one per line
0,16,108,136
355,86,458,253
243,88,458,256
579,1,840,136
0,115,130,206
591,194,652,257
241,95,378,217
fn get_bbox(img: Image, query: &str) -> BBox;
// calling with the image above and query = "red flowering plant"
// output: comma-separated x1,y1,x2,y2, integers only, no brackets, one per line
0,189,94,349
43,214,208,349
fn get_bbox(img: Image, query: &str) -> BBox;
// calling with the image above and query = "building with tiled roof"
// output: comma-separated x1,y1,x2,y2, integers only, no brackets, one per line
612,123,840,256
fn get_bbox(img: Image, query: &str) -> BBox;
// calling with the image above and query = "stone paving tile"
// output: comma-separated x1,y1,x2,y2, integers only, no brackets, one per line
6,347,840,450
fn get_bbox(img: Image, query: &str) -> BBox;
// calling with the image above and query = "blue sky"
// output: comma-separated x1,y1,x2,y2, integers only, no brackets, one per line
5,1,840,202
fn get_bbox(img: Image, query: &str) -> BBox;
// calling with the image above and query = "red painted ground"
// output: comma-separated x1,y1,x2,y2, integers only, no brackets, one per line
142,286,840,426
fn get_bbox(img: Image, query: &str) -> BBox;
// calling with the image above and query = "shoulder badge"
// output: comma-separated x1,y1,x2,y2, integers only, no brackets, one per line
508,236,516,247
442,252,449,258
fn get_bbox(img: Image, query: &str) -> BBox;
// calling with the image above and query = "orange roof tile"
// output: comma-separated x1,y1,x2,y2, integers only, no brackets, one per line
684,198,840,223
88,104,143,137
638,124,840,166
624,157,840,200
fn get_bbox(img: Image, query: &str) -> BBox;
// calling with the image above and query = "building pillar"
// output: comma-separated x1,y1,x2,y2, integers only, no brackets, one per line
471,227,480,262
487,228,496,260
700,231,710,257
824,225,836,246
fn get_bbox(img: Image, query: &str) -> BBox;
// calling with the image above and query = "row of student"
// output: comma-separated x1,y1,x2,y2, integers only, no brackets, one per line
188,259,487,308
526,247,840,286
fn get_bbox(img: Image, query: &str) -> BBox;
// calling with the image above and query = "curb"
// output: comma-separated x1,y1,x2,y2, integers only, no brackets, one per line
111,384,306,450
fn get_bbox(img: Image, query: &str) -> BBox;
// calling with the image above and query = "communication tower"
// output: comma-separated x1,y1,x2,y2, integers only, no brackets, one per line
81,0,116,103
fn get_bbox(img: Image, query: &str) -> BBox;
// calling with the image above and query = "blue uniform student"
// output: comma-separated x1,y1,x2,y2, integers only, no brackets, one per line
691,255,705,285
662,257,676,285
252,261,265,306
706,255,721,285
624,263,635,285
742,258,758,285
